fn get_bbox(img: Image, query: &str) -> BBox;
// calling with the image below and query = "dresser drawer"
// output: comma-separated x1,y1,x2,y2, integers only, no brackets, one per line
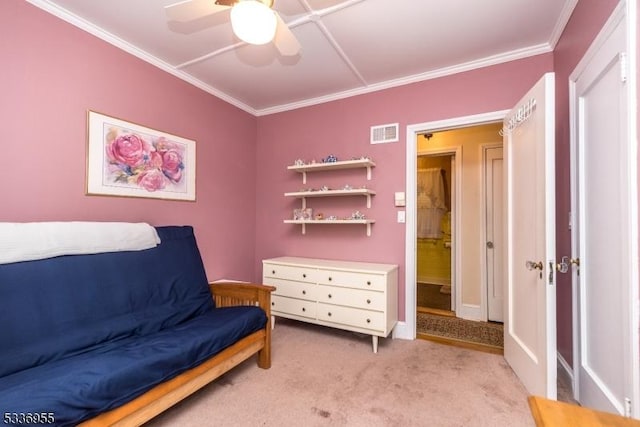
316,285,384,311
317,270,385,291
317,303,384,331
264,263,318,283
268,278,316,300
271,295,316,319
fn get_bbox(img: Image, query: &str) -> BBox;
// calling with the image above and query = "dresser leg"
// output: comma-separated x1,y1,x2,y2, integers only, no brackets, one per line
372,336,378,353
271,315,275,330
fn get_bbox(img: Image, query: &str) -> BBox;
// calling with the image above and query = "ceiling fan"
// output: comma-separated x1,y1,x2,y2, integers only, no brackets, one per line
165,0,301,56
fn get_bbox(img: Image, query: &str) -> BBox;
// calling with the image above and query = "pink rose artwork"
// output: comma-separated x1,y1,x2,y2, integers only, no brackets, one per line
137,168,167,192
106,134,151,167
104,128,186,193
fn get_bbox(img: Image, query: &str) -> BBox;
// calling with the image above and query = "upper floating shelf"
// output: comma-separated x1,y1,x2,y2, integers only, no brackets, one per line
287,159,376,183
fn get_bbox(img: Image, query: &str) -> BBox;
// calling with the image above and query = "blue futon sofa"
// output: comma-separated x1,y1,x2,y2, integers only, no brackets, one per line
0,225,274,426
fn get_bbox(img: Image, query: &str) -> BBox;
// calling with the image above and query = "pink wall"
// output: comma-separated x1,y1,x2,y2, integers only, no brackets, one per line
0,0,258,281
552,0,619,367
255,54,554,320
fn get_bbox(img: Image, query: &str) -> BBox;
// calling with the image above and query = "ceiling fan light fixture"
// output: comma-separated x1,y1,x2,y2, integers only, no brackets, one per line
230,0,277,45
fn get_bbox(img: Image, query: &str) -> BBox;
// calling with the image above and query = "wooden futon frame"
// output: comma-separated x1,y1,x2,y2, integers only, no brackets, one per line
80,282,275,426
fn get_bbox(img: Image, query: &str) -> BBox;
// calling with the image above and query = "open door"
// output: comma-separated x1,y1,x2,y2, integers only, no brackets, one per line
503,72,557,398
571,7,639,416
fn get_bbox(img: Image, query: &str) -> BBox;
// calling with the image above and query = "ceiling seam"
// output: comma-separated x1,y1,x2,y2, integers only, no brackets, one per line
175,0,367,70
176,43,244,69
314,20,367,86
255,43,553,116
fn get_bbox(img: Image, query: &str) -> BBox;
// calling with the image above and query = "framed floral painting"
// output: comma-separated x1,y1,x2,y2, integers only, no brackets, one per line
86,111,196,201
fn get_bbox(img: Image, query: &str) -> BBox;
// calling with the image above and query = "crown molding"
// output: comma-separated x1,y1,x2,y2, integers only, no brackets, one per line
548,0,579,49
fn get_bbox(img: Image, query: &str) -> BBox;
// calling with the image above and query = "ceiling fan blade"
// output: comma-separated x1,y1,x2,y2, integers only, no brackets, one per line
273,13,301,56
165,0,229,22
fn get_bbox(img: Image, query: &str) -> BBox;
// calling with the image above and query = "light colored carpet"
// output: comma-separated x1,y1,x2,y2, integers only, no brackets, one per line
146,319,534,427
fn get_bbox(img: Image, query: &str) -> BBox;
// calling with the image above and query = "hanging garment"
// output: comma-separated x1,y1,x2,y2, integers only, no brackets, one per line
417,168,447,239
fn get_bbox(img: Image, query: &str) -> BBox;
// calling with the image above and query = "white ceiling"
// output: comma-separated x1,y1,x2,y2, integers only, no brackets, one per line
28,0,576,116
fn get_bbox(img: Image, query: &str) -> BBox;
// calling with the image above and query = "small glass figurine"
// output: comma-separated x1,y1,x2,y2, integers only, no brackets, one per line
350,210,366,220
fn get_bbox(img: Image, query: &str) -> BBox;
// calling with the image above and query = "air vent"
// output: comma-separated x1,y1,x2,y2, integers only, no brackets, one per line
370,123,399,144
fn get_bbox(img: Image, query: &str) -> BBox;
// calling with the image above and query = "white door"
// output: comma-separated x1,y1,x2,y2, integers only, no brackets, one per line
571,8,639,417
503,73,557,398
485,146,504,322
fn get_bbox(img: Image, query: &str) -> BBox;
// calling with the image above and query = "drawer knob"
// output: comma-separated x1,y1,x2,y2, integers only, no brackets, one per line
366,281,371,285
302,307,306,312
272,270,276,275
302,273,306,278
328,312,332,317
302,290,306,295
366,299,371,304
328,294,332,298
271,302,275,306
366,318,371,323
328,277,332,281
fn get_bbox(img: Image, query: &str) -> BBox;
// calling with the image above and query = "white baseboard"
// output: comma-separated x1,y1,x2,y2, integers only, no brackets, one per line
456,303,482,321
392,321,413,340
557,351,574,390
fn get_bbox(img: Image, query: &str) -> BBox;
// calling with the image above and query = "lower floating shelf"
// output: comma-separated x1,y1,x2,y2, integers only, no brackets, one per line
284,219,375,236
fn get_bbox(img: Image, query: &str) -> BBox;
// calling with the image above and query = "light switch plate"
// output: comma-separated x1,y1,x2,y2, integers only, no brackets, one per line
394,192,406,207
397,211,406,223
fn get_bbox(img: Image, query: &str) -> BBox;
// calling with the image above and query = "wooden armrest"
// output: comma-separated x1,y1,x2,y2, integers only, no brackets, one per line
209,282,275,314
209,282,275,369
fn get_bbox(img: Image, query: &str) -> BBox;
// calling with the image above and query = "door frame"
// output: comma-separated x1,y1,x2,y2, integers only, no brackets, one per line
395,110,508,339
568,0,639,414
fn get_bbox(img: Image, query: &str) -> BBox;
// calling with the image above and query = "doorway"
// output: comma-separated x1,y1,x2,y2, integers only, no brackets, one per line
412,123,506,350
416,152,454,314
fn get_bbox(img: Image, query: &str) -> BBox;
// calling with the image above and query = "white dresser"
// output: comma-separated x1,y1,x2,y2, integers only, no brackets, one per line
262,256,398,353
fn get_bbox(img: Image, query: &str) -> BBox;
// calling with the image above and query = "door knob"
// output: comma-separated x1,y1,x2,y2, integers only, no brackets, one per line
556,256,579,273
486,241,494,249
526,260,543,271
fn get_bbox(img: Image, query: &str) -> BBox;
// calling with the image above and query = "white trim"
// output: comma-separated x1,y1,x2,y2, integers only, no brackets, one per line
569,0,639,415
557,351,574,385
395,110,508,340
548,0,579,49
557,351,575,399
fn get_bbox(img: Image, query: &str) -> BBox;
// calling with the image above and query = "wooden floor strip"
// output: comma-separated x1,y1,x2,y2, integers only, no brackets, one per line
528,396,640,426
417,332,503,355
